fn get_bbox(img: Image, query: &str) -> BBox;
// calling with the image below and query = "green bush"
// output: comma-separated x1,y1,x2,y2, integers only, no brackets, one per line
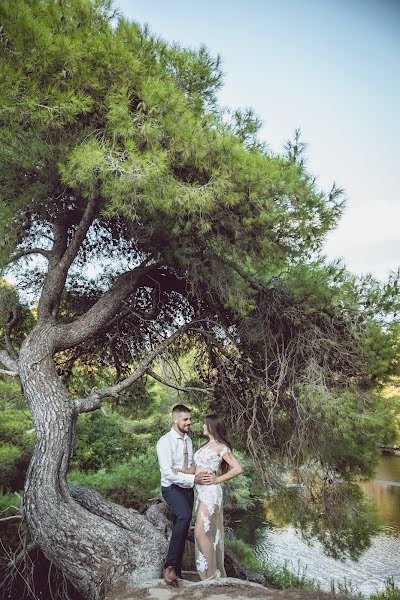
223,450,259,511
0,443,22,486
0,394,35,490
68,450,161,508
0,488,25,557
71,411,155,471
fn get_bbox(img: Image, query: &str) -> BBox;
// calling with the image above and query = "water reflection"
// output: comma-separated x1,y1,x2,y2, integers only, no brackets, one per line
360,455,400,535
373,455,400,481
256,524,400,596
264,481,380,561
225,501,266,547
361,481,400,535
229,456,400,595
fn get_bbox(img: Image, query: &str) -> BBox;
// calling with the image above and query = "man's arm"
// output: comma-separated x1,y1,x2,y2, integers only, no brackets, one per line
156,437,195,488
173,465,196,474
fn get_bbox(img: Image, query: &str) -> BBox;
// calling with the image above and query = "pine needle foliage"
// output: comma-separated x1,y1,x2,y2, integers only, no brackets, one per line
0,0,341,284
0,0,398,488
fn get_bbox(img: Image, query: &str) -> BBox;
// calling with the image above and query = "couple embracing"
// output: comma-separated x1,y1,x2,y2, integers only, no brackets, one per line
156,404,243,586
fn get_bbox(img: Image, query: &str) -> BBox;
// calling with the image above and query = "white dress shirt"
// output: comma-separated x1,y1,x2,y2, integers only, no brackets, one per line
156,427,195,488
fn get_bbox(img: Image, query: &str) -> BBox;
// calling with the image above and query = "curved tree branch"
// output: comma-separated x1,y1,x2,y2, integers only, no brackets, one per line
0,514,23,522
74,315,206,414
5,247,51,265
146,368,212,394
0,368,19,377
37,195,99,321
58,195,99,273
0,349,18,373
54,259,163,351
5,306,19,361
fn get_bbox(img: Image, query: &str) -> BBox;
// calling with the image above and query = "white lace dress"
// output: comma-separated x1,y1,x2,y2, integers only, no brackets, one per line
193,443,231,580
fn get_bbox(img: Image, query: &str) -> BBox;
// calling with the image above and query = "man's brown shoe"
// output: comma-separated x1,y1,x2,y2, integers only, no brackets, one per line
163,565,178,586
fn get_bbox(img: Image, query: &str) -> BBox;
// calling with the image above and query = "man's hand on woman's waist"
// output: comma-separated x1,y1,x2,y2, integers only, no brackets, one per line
194,470,216,485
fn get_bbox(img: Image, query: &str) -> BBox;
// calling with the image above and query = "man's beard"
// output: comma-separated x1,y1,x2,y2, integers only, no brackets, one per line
177,424,189,434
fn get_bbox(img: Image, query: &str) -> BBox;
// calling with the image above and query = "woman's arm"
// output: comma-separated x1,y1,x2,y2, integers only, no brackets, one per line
215,451,243,484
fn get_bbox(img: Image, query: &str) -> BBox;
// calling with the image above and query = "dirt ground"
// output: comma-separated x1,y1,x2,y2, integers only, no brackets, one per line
115,577,349,600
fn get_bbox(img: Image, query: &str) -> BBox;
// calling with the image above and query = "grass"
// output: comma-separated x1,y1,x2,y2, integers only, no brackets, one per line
369,579,400,600
226,537,321,590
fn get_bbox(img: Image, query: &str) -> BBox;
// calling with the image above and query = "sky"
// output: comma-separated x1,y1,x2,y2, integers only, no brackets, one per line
115,0,400,281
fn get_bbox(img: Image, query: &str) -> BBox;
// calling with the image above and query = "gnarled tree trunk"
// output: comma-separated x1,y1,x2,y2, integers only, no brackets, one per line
18,323,168,599
1,196,208,599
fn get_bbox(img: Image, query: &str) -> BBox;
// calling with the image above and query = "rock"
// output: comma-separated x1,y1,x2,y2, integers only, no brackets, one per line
105,576,350,600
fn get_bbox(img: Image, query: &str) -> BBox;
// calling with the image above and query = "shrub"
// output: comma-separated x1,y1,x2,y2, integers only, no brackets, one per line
71,411,155,471
0,398,35,490
0,488,24,557
68,450,161,508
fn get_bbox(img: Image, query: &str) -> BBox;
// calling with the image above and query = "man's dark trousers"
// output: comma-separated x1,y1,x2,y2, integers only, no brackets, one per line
161,484,194,577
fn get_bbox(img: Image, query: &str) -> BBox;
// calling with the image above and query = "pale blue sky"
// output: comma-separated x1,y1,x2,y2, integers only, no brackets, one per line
115,0,399,280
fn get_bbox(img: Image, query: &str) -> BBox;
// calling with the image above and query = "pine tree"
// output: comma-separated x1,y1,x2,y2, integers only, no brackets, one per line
0,1,398,598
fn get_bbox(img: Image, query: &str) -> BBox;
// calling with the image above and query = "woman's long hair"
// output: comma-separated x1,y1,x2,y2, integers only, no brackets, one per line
203,414,232,474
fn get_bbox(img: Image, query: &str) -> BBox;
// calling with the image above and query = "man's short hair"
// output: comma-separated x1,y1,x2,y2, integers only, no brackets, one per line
172,404,191,415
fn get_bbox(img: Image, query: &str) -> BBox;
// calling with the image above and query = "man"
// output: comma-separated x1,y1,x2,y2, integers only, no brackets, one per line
156,404,213,586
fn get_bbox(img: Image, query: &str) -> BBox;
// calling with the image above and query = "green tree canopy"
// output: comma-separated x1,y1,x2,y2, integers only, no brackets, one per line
0,0,398,484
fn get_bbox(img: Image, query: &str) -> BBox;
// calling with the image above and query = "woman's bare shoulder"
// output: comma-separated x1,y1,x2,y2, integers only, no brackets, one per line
215,442,228,453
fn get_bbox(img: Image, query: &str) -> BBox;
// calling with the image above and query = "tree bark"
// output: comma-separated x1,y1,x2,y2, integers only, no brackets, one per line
18,323,168,600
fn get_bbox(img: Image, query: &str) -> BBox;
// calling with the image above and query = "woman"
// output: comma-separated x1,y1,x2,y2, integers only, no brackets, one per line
173,414,243,580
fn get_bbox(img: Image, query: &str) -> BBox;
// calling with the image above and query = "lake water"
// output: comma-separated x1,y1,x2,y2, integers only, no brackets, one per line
229,456,400,596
